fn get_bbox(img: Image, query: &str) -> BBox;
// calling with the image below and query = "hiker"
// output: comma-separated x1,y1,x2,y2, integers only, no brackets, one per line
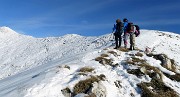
112,19,123,49
127,22,136,50
123,18,129,48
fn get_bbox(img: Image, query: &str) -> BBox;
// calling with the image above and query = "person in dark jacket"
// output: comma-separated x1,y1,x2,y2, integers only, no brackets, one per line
112,19,123,49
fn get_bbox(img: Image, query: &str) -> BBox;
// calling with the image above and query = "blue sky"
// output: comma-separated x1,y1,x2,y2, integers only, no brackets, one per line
0,0,180,37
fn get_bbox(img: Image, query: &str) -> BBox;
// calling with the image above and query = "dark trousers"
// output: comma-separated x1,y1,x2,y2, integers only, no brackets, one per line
114,34,122,48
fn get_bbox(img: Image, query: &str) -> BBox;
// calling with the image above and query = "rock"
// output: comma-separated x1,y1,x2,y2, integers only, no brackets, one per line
140,67,147,74
166,58,172,70
157,54,172,70
88,82,106,97
61,88,71,97
145,47,151,54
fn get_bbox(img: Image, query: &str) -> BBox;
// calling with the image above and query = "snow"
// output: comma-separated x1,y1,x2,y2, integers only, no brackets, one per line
0,27,180,97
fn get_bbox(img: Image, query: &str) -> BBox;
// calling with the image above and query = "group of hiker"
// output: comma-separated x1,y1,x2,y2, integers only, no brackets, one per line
112,18,140,50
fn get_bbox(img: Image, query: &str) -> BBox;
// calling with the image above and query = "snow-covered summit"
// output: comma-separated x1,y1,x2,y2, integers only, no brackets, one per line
0,26,18,34
0,27,180,97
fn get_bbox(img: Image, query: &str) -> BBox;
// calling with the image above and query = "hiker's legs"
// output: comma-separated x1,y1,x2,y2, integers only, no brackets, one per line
132,34,135,50
130,34,133,50
115,35,118,49
118,35,122,48
130,34,135,50
123,33,128,48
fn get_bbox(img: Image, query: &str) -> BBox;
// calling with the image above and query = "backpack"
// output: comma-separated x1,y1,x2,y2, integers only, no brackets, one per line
115,22,123,35
134,25,140,37
126,23,133,32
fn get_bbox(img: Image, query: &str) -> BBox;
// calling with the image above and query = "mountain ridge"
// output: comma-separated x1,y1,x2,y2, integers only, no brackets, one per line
0,27,180,97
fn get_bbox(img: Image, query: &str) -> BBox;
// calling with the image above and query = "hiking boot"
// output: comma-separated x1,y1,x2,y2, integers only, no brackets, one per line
114,47,118,49
129,45,133,50
132,46,135,50
124,45,127,49
129,48,133,50
118,46,121,48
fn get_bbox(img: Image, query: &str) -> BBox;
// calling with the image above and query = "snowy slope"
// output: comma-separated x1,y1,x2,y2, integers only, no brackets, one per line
0,27,180,97
0,26,111,79
136,30,180,67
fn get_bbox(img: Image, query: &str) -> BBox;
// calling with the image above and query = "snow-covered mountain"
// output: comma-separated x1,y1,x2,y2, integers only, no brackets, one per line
0,26,180,97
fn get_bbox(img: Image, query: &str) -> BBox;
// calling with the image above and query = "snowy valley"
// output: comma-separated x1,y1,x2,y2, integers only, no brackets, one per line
0,26,180,97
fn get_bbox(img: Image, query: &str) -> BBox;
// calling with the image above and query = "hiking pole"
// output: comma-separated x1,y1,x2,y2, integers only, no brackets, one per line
110,32,114,41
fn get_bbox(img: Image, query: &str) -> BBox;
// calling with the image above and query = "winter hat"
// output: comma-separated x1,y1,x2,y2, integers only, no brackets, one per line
123,18,128,22
116,19,121,23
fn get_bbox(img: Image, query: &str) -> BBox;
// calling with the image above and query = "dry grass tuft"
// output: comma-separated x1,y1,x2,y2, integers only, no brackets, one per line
73,76,99,95
137,78,178,97
127,69,144,77
126,59,163,80
100,53,109,57
164,73,180,82
107,51,118,56
170,59,177,73
97,74,106,81
73,74,106,96
139,63,163,80
135,52,143,57
131,57,146,63
79,66,95,73
118,47,129,52
126,57,146,66
95,56,113,66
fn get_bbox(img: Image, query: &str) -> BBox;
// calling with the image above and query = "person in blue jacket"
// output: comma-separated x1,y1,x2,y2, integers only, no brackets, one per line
112,19,123,49
123,18,128,48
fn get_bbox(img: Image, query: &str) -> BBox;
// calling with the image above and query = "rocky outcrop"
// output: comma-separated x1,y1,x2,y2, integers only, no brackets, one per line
147,54,176,72
88,82,106,97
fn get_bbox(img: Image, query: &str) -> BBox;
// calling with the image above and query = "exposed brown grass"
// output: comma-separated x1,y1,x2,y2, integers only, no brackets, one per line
126,57,146,66
127,69,144,77
139,63,163,80
95,56,113,66
137,78,178,97
100,53,109,57
135,52,143,57
147,53,178,73
107,50,118,56
118,47,129,52
97,74,106,81
131,57,146,63
126,60,136,65
79,66,95,73
73,74,106,96
126,58,163,80
73,76,99,95
170,59,177,72
125,52,180,97
164,73,180,82
85,93,96,97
